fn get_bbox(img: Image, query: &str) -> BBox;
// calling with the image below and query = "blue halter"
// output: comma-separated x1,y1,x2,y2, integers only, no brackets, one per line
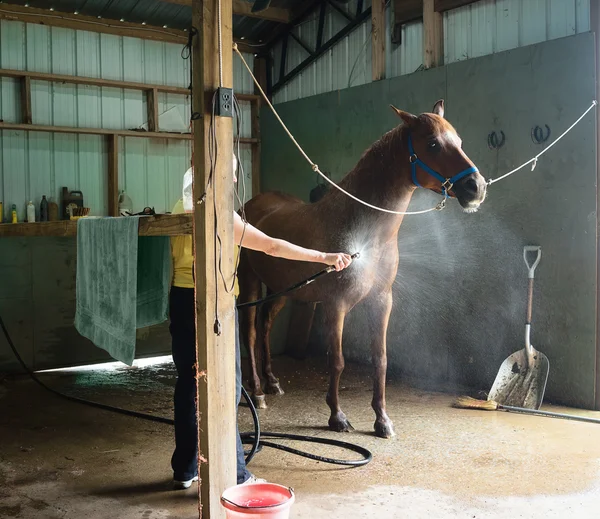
407,134,478,198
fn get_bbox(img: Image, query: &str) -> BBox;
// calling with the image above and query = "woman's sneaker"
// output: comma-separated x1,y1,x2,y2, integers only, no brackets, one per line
173,475,198,490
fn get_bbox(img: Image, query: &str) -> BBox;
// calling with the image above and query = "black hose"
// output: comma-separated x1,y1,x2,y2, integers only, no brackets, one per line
237,252,360,309
1,311,372,468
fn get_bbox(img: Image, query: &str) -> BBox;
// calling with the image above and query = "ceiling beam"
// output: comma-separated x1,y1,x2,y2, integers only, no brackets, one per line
265,0,324,48
159,0,291,23
0,3,187,44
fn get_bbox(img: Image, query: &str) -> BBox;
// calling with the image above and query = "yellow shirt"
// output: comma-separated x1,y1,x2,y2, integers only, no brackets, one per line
170,199,239,296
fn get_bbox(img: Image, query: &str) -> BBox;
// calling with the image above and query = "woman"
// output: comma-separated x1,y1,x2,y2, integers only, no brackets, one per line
170,161,352,489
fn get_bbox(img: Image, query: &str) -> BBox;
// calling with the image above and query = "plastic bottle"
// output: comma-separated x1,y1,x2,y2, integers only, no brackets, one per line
27,201,35,223
0,202,3,223
118,190,133,216
40,195,49,222
11,204,17,224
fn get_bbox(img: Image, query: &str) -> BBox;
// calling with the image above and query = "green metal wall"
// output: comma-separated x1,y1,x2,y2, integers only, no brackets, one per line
260,33,598,409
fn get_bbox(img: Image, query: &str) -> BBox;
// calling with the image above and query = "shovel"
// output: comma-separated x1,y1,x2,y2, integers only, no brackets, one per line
487,246,549,410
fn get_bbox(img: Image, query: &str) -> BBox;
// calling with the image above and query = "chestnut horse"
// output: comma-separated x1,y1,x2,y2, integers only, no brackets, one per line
237,101,487,438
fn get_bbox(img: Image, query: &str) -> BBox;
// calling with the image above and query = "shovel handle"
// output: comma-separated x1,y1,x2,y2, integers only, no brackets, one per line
523,246,541,279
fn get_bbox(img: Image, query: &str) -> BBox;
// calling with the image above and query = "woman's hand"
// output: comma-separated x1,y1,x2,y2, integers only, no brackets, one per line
322,253,353,271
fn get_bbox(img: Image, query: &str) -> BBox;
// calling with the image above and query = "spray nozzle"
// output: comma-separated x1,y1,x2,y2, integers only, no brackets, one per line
351,252,360,260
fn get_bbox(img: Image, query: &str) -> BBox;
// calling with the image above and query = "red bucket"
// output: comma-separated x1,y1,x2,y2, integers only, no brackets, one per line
220,483,295,519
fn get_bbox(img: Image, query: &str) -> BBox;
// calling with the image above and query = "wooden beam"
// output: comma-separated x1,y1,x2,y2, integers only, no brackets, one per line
160,0,291,23
0,122,192,140
372,0,386,81
0,123,258,144
0,68,189,95
393,0,422,25
20,76,32,124
107,135,119,217
423,0,444,68
434,0,479,12
0,3,186,45
0,214,193,238
266,0,323,47
191,0,236,515
147,88,160,132
0,69,261,102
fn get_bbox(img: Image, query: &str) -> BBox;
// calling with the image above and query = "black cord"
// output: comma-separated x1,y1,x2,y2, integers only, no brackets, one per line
237,252,360,309
0,311,371,468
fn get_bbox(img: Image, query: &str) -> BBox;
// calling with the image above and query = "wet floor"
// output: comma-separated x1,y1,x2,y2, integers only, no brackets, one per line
1,355,600,518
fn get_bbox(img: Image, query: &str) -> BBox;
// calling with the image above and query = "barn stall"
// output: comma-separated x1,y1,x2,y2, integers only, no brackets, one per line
1,0,600,518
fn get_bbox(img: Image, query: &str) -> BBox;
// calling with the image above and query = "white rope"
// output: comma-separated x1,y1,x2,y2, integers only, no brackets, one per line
233,44,597,213
487,100,598,185
233,45,438,215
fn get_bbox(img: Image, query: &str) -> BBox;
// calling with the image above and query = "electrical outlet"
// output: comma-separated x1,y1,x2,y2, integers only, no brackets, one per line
216,87,233,117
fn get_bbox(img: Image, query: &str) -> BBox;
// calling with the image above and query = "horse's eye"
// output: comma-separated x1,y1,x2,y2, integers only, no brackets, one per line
428,141,438,149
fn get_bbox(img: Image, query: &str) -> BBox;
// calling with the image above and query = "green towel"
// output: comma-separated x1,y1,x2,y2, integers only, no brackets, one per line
74,216,172,365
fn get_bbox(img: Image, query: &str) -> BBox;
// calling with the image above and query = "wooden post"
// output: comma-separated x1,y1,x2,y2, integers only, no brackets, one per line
20,76,32,124
423,0,444,68
147,88,160,132
372,0,386,81
107,134,119,217
191,0,236,516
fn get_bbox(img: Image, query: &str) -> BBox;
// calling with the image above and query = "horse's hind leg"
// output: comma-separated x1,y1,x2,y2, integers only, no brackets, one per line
260,294,287,395
238,260,267,409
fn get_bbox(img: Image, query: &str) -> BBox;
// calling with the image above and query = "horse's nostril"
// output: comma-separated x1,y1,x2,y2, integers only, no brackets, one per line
464,178,478,193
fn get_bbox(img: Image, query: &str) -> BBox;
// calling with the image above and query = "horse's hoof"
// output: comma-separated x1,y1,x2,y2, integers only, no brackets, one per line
252,394,267,409
374,419,395,439
329,413,354,433
264,382,284,396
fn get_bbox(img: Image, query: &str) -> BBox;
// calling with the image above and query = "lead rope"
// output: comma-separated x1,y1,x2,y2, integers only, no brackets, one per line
233,44,597,213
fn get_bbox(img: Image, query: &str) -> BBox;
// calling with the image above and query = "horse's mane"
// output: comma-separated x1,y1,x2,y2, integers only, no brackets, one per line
317,124,408,205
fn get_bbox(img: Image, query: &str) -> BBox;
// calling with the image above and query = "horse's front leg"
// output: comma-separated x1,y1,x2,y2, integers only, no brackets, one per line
322,303,352,432
366,290,395,439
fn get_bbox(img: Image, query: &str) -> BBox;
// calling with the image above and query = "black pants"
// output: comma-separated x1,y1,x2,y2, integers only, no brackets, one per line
169,286,250,484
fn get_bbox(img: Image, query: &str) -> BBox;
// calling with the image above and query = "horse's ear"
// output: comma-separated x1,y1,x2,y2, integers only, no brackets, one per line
432,99,445,118
390,105,417,126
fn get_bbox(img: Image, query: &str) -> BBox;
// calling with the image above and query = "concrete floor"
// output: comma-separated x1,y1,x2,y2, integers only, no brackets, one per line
1,356,600,518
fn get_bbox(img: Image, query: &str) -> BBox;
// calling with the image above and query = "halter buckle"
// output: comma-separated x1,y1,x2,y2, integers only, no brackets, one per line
435,198,447,211
441,179,453,193
409,154,418,164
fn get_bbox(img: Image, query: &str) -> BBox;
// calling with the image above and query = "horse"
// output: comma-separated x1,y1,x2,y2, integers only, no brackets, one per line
237,100,487,438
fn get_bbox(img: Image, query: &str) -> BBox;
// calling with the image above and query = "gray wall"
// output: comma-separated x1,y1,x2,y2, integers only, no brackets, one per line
0,237,170,371
260,33,598,409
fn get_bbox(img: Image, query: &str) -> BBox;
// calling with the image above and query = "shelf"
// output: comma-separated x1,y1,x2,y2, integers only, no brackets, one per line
0,68,261,102
0,214,193,238
0,123,260,144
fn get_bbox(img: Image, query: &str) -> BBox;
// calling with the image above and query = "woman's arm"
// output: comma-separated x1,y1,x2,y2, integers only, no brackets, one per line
234,211,352,271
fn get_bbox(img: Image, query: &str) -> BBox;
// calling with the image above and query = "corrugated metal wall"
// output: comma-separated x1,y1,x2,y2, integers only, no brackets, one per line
444,0,590,63
272,0,590,104
0,20,255,221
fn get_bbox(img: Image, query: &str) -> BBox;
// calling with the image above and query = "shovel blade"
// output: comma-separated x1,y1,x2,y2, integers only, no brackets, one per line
488,348,549,409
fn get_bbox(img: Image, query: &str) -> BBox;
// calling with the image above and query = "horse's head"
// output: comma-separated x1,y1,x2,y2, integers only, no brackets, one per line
391,100,487,213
